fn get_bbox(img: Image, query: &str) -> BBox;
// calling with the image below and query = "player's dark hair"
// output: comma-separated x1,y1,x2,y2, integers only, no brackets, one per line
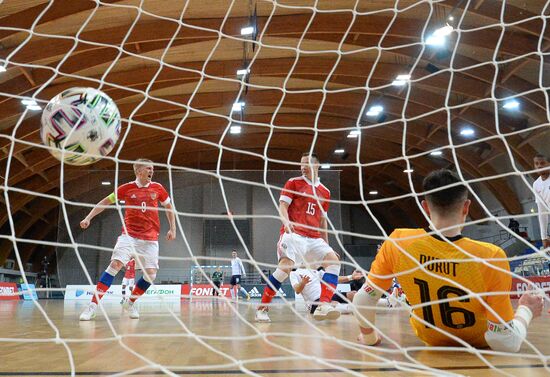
534,154,548,161
302,152,319,162
422,169,468,210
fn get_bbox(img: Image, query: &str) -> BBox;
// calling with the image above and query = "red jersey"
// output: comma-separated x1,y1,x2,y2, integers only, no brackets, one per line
124,259,135,279
114,181,170,241
279,176,330,238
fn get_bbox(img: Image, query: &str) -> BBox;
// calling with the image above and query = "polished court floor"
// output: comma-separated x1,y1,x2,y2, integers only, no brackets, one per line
1,299,549,377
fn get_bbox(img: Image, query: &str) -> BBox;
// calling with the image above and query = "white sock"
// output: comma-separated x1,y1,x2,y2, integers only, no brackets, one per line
240,287,248,297
230,287,235,298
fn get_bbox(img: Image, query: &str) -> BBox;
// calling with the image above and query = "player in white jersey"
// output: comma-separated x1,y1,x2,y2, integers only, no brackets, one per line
290,268,363,315
230,250,250,300
533,154,550,249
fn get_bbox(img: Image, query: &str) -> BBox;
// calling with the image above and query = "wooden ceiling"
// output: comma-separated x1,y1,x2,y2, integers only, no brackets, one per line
1,0,549,268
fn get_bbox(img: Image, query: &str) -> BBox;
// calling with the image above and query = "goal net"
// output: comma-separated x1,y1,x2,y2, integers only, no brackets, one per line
1,0,549,376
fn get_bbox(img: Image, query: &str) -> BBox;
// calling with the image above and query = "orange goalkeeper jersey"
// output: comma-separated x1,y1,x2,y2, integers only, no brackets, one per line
368,228,514,347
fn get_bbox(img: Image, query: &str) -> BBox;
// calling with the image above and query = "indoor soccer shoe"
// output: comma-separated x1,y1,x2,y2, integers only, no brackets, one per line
125,302,140,319
79,303,97,321
255,309,271,322
313,304,340,321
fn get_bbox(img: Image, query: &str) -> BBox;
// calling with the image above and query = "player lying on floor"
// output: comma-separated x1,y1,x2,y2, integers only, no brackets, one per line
290,268,364,318
353,169,543,352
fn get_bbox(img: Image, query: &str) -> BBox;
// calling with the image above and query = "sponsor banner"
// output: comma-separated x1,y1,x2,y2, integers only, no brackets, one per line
181,284,232,297
64,285,181,300
0,282,20,301
511,276,550,298
19,284,38,300
242,284,295,299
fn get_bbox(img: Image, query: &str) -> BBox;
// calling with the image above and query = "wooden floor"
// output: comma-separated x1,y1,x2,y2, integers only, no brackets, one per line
1,299,549,377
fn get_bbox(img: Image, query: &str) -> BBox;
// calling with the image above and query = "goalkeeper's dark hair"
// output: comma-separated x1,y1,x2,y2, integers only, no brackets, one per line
534,154,548,161
422,169,468,210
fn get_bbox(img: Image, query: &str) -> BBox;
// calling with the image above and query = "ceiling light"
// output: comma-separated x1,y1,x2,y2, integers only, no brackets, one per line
460,128,475,136
320,164,331,169
334,149,345,154
403,168,414,173
232,102,245,112
366,105,383,116
426,24,453,46
241,26,254,36
26,105,41,111
230,125,242,134
392,80,407,86
22,99,37,106
369,190,378,195
101,181,111,186
0,66,6,73
448,16,454,21
347,130,361,138
237,68,249,76
503,99,520,110
430,151,443,156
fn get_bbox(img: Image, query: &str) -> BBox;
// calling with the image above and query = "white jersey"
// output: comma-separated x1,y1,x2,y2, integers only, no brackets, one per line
231,257,246,276
289,268,323,307
533,176,550,240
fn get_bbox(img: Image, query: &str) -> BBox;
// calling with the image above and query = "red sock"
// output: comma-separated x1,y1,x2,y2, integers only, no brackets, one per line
320,282,337,303
91,282,109,304
260,286,276,305
129,286,146,303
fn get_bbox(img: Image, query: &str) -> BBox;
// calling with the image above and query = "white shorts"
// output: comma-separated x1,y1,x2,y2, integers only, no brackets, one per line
276,232,333,266
112,234,159,270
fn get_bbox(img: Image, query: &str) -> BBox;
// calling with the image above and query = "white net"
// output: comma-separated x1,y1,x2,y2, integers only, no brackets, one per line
1,0,550,376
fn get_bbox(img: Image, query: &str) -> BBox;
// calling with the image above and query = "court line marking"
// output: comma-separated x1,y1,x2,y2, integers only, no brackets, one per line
1,363,548,376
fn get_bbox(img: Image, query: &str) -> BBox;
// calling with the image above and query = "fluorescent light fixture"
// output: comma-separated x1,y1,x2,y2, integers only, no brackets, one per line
460,127,475,136
366,105,383,116
237,68,249,76
26,105,41,111
448,16,454,21
0,66,6,72
241,26,254,35
347,130,361,138
503,99,520,110
395,74,411,81
426,24,453,46
22,99,37,106
320,164,331,169
334,149,345,154
101,181,111,186
232,102,245,112
369,190,378,195
230,125,242,134
392,80,407,86
430,150,443,156
403,168,414,173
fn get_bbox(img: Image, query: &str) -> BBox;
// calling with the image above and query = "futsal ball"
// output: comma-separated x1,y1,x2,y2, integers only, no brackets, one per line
40,87,121,166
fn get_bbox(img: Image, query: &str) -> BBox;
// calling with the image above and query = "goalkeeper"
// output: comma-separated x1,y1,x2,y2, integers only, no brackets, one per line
353,169,543,352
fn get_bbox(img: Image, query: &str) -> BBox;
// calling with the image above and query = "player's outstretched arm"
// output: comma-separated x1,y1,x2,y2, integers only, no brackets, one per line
485,293,543,353
279,201,294,233
163,202,176,241
80,195,114,229
353,281,383,345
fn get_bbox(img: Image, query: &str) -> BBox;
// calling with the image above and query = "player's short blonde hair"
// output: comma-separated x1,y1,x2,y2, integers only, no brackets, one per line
133,158,153,174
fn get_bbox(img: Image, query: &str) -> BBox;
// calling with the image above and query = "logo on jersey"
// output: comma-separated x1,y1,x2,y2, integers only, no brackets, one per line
150,193,157,200
364,285,377,297
131,194,137,199
281,242,288,250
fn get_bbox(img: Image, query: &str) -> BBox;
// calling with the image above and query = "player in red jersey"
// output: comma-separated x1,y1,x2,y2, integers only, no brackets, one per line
79,159,176,321
121,259,135,304
255,153,341,322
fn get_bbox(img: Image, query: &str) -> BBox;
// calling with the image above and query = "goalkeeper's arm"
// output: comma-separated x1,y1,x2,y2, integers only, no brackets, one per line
485,293,543,353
